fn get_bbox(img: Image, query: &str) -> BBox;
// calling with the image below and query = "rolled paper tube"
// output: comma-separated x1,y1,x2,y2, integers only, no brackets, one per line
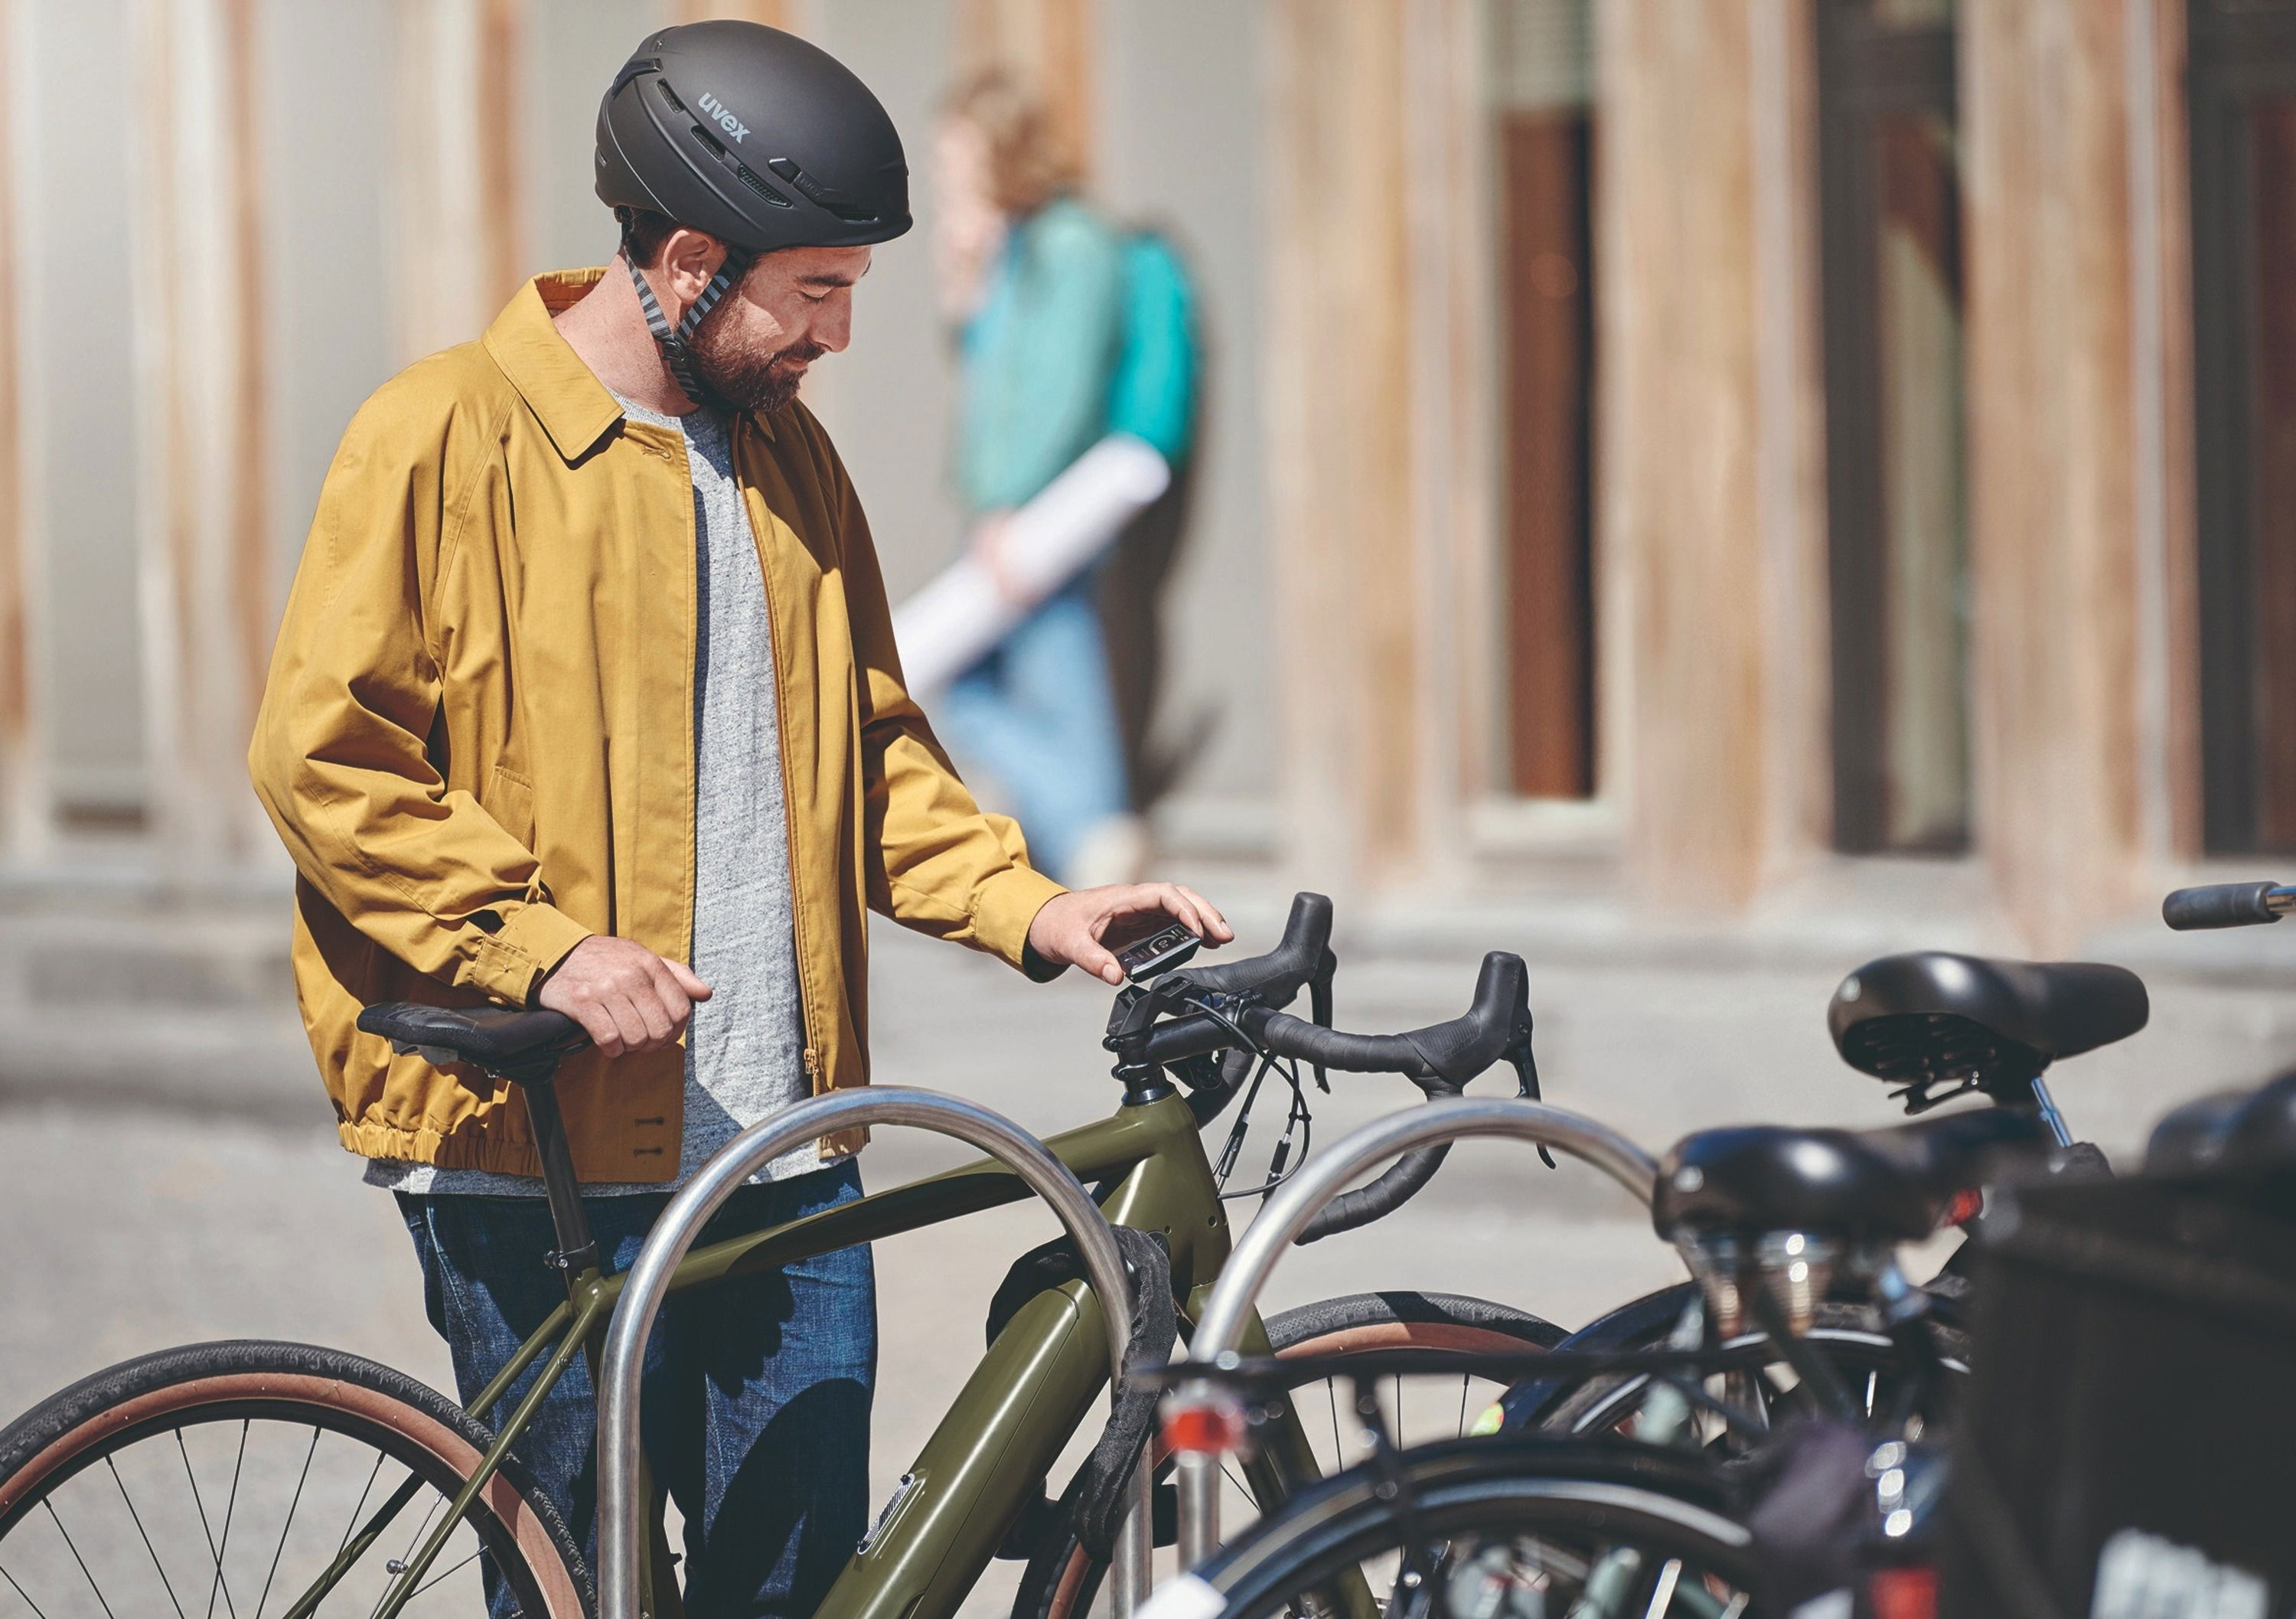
894,432,1171,694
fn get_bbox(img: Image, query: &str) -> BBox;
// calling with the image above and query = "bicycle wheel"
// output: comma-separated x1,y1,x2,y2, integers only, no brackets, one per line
1180,1437,1757,1619
0,1340,591,1619
1540,1304,1969,1451
1014,1291,1564,1619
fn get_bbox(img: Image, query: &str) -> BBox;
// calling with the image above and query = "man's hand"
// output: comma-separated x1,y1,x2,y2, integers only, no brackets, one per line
1026,884,1234,986
538,935,713,1059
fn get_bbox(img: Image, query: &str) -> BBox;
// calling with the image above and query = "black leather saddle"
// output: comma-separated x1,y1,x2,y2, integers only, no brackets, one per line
1653,1108,2050,1245
1828,951,2148,1109
2147,1072,2296,1178
357,1002,588,1079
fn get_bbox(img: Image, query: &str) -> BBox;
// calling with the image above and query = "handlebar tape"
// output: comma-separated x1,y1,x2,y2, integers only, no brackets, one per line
1241,952,1530,1090
2162,881,2285,930
1241,952,1530,1245
1182,892,1333,1004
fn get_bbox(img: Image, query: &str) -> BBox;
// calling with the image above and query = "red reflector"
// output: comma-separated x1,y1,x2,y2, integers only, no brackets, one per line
1869,1565,1937,1619
1160,1399,1249,1457
1945,1187,1985,1228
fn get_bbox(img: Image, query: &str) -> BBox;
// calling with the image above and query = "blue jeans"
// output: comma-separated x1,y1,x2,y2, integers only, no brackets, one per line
939,582,1129,883
396,1160,875,1619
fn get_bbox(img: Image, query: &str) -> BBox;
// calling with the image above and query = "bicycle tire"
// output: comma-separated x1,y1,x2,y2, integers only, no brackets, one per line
1013,1291,1564,1619
1540,1303,1970,1443
0,1339,592,1619
1180,1436,1757,1619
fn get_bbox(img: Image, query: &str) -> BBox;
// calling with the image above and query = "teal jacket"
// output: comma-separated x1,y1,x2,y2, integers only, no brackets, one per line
957,195,1195,516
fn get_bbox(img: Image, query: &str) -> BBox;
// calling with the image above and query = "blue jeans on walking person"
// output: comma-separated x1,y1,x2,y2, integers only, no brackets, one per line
396,1160,875,1619
938,580,1130,884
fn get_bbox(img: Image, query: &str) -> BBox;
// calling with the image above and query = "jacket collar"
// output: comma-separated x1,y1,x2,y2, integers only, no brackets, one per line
484,267,781,460
484,269,625,462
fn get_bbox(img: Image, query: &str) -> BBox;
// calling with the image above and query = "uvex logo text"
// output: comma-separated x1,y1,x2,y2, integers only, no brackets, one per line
696,92,749,143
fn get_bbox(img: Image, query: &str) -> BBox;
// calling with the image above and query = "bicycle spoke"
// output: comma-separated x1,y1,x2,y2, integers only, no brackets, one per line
405,1548,483,1604
367,1493,447,1619
334,1456,388,1563
177,1431,229,1615
42,1500,119,1619
204,1422,248,1619
0,1561,55,1619
106,1454,191,1619
253,1428,323,1619
1456,1376,1469,1438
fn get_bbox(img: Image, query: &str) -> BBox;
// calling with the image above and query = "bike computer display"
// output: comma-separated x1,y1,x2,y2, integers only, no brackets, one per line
1114,920,1202,982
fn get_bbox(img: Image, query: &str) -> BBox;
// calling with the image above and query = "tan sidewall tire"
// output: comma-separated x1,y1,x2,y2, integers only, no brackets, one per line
0,1369,589,1619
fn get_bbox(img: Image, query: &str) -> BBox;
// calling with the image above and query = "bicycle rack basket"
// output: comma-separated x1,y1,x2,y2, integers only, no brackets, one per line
1169,1096,1664,1571
595,1086,1152,1619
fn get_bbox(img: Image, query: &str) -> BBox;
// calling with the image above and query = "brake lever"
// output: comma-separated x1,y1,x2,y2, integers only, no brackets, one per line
1506,1039,1556,1167
1306,946,1336,1092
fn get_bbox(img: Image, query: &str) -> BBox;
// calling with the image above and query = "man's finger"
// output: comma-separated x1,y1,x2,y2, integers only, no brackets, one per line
665,958,713,1000
647,959,698,1026
1075,938,1124,985
582,1002,628,1059
1172,886,1233,942
602,994,649,1056
631,985,673,1046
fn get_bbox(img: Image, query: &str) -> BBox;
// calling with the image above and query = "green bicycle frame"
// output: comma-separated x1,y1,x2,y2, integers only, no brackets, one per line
350,1088,1344,1619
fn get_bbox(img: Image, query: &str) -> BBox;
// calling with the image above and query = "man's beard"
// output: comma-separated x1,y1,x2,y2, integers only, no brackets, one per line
686,298,824,414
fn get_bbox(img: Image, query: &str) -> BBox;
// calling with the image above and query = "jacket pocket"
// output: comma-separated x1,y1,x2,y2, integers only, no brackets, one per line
484,764,536,848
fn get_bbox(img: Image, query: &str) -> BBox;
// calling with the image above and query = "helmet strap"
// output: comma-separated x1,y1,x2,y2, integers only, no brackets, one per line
618,211,752,406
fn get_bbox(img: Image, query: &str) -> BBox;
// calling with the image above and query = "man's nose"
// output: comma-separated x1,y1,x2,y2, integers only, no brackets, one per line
816,299,853,354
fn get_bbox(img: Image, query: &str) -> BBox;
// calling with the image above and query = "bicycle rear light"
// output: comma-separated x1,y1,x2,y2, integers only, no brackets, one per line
1160,1387,1251,1457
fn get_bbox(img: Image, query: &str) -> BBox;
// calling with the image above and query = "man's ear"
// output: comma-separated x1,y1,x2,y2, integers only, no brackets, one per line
659,227,729,309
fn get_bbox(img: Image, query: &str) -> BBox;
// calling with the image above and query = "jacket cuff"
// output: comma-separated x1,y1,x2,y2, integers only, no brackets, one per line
469,902,594,1006
971,865,1068,974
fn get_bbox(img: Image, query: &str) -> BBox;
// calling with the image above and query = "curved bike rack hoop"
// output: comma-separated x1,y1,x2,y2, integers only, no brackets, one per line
596,1087,1152,1619
1172,1097,1665,1570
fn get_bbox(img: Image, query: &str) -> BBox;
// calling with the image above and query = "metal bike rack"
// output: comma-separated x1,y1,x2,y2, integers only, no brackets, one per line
1170,1096,1665,1570
596,1086,1153,1619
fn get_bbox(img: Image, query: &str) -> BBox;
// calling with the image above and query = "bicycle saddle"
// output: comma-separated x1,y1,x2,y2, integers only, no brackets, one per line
1653,1108,2049,1245
1828,951,2148,1105
357,1001,588,1078
2147,1072,2296,1178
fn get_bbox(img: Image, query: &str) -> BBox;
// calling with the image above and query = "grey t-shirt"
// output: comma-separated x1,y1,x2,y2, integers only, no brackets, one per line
368,397,824,1196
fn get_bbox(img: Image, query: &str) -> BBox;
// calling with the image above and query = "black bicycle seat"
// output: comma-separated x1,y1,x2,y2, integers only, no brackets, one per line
1654,1108,2048,1245
2147,1073,2296,1178
1828,951,2148,1104
357,1002,588,1078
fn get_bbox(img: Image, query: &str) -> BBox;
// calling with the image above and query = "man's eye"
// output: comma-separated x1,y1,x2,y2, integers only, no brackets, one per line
801,291,830,305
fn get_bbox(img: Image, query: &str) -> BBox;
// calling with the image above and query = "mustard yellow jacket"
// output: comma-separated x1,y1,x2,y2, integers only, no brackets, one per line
249,269,1065,1180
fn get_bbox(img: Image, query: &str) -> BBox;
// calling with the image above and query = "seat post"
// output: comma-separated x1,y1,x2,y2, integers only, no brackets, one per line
511,1068,602,1288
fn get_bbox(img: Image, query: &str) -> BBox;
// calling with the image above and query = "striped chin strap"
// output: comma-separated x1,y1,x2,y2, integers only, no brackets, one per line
619,211,752,405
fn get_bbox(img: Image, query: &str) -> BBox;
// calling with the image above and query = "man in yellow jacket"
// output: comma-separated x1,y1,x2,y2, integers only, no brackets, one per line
249,22,1226,1617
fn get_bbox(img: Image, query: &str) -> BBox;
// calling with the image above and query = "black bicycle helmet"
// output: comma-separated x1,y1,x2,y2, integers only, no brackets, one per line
595,21,912,397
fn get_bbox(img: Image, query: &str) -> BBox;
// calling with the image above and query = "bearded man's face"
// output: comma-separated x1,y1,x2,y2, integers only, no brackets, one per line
683,244,869,413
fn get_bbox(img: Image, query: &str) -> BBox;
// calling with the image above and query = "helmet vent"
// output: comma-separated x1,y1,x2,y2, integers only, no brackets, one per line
734,165,796,208
690,124,727,159
654,78,687,116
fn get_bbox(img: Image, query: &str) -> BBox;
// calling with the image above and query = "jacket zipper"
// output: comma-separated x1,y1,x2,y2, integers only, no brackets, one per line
739,422,824,1098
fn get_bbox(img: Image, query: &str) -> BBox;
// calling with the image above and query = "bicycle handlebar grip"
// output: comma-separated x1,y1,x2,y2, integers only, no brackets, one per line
2162,881,2285,930
1182,891,1333,1004
1295,1142,1455,1245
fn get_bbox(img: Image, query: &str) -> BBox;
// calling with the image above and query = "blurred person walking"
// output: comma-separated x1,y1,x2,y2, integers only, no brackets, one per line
920,70,1199,889
246,22,1227,1619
